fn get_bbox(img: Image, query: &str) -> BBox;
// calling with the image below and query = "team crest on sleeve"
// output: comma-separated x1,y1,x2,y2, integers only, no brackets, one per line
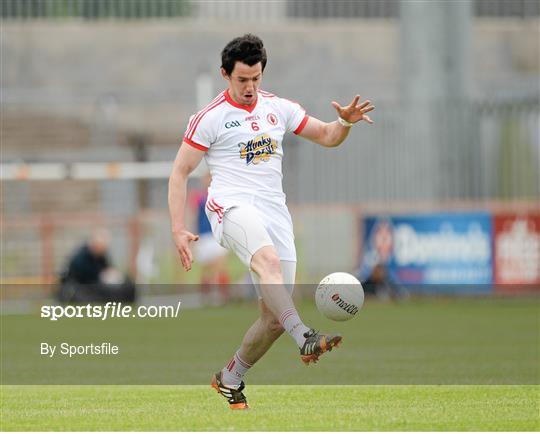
267,113,278,126
238,134,278,165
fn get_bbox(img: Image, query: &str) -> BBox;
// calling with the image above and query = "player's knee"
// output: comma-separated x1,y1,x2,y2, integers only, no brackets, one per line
251,248,282,280
265,256,282,279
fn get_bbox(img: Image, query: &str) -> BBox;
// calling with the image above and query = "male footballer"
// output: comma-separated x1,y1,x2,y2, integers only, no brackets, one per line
169,34,374,409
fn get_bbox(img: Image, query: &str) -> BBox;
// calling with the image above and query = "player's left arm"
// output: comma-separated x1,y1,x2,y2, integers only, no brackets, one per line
298,95,374,148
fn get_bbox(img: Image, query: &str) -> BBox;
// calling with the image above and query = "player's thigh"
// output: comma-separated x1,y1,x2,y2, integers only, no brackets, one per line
221,205,274,268
259,201,296,263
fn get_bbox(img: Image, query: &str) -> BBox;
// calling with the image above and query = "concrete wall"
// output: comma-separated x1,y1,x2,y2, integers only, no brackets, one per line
3,18,538,136
2,18,538,207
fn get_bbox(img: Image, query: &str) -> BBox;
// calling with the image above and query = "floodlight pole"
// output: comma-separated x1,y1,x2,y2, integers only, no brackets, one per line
399,0,473,200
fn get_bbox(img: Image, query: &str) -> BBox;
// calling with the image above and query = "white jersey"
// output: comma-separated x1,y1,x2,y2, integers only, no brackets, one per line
183,89,308,203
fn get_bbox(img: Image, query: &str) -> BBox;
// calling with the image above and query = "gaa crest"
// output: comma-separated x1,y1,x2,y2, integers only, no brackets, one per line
267,113,278,126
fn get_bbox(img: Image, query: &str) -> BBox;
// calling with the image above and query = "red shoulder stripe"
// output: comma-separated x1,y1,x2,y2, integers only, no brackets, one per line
186,93,223,134
259,90,275,98
186,97,225,140
186,94,225,138
282,97,306,112
186,93,225,138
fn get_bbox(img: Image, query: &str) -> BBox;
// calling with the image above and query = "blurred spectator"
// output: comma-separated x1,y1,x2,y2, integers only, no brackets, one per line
57,229,136,303
189,172,231,305
361,262,408,301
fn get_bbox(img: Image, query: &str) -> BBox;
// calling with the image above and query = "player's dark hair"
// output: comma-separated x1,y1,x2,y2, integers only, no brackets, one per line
221,34,267,76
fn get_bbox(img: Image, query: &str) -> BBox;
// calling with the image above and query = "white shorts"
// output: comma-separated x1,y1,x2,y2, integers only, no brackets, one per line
205,195,296,264
194,233,228,264
205,195,297,293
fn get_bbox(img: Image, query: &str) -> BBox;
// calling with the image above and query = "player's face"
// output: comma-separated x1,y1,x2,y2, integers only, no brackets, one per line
222,61,263,106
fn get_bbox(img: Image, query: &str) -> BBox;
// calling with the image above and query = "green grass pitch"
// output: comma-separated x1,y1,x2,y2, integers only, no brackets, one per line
1,297,539,430
1,385,538,430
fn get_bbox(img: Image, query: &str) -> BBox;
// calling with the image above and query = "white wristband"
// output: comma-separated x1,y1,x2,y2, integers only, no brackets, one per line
338,117,353,127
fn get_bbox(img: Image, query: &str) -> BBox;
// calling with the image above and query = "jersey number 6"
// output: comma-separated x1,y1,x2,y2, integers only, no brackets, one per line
251,121,260,131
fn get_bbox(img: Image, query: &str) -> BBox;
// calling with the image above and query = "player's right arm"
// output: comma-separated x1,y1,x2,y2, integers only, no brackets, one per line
168,142,205,271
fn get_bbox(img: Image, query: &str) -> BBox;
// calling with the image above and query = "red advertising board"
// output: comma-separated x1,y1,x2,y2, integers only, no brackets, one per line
493,213,540,291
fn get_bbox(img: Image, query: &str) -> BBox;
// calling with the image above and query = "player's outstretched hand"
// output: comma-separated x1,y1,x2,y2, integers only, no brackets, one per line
331,95,375,125
172,229,199,271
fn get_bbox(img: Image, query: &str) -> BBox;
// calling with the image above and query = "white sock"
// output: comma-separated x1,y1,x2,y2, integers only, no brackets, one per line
221,350,252,388
279,307,310,348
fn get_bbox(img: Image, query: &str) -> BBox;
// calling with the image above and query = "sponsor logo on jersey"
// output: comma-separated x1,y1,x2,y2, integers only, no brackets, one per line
225,120,241,129
238,134,278,165
267,113,278,126
331,293,359,315
245,115,260,121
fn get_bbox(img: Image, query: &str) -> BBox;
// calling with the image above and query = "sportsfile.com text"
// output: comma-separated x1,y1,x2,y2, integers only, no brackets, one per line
40,301,182,321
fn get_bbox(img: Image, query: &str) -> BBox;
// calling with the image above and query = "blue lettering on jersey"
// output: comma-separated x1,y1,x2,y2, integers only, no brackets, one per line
225,120,241,129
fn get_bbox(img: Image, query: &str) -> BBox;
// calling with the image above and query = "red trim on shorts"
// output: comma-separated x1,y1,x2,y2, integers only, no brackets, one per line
293,114,309,135
183,137,208,152
206,201,223,223
208,205,223,220
206,204,222,222
224,89,258,113
210,199,223,211
210,199,224,217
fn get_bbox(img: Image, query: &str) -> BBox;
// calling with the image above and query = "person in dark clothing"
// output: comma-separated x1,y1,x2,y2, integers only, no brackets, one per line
58,229,136,303
362,263,408,301
67,239,110,284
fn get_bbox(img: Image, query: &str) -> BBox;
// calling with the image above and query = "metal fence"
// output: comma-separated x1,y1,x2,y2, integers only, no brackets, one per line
2,98,538,213
282,98,540,204
1,0,539,20
2,199,538,285
0,0,191,19
2,97,538,283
